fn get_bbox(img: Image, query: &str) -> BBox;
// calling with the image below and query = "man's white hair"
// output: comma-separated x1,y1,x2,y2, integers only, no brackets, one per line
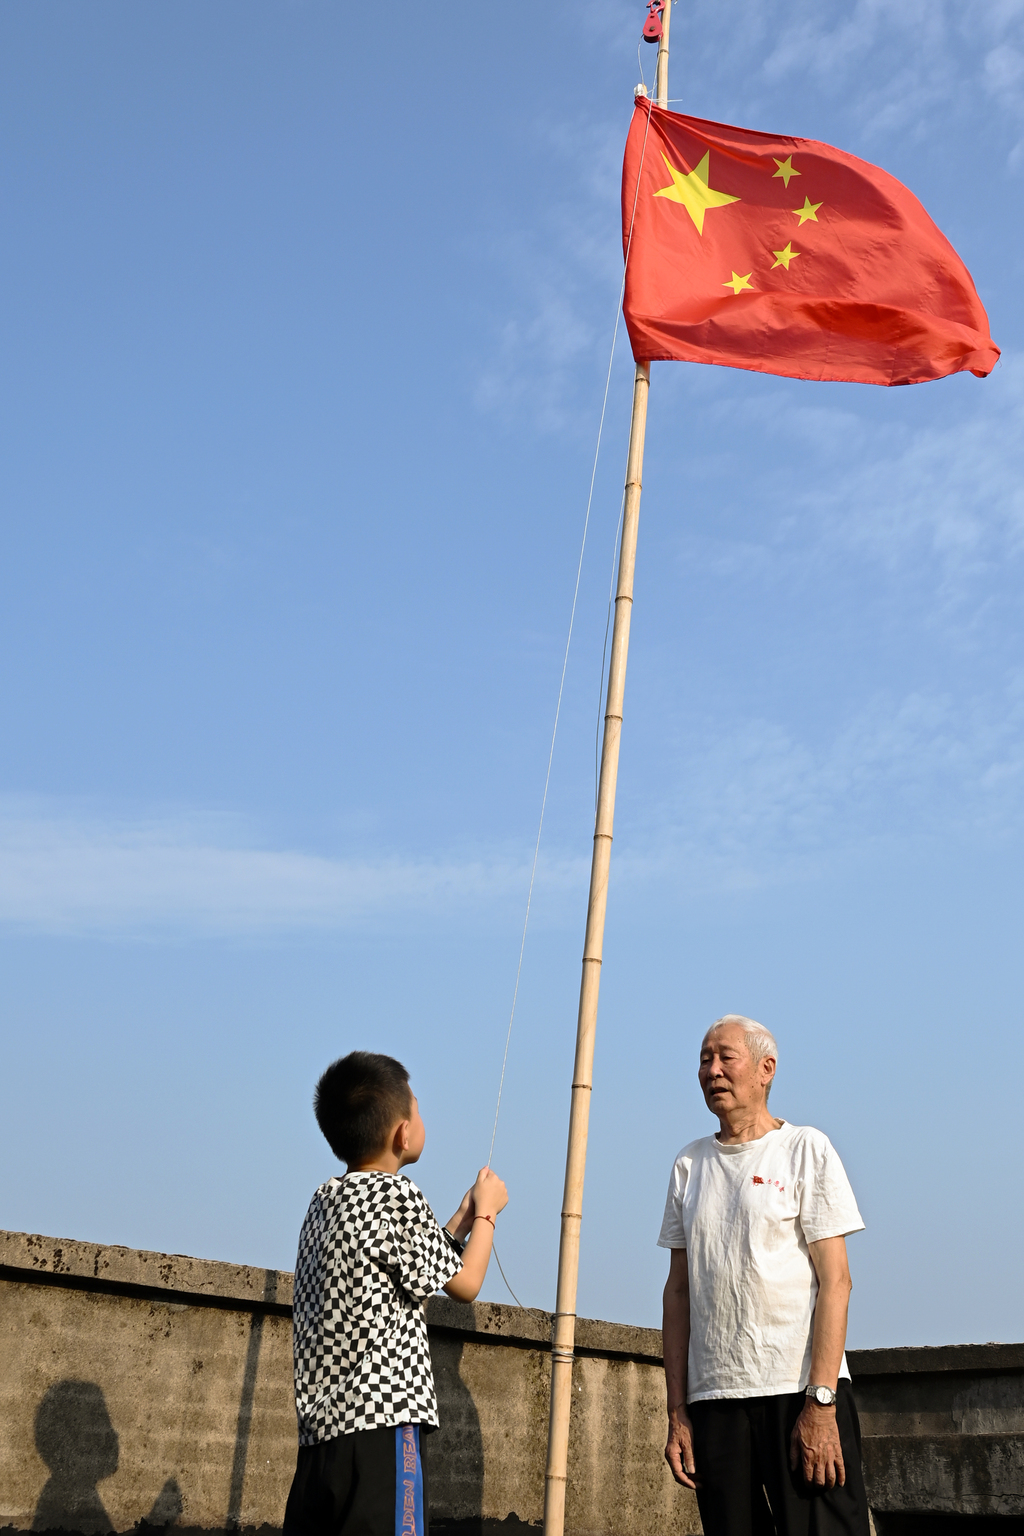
708,1014,778,1067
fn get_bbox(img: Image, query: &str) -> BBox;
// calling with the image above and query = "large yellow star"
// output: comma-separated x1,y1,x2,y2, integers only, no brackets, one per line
771,242,800,270
654,151,740,235
793,196,823,225
772,156,799,188
723,271,753,295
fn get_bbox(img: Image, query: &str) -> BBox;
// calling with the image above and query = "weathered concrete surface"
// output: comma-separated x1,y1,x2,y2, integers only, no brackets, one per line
0,1232,699,1536
426,1299,690,1536
0,1234,293,1534
863,1434,1024,1521
1,1231,296,1310
848,1343,1024,1520
5,1229,1023,1535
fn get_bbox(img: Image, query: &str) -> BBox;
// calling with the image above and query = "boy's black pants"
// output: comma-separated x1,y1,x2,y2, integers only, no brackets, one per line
689,1382,871,1536
284,1425,428,1536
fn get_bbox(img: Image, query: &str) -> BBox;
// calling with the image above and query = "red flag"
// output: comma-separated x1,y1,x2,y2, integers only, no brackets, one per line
621,100,999,386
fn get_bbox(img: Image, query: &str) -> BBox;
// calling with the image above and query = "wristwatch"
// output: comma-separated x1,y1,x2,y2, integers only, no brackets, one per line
805,1384,837,1407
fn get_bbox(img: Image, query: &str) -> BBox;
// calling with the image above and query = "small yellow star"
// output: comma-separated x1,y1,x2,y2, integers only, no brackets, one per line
723,271,753,295
771,242,800,270
772,156,800,188
654,151,741,236
793,196,823,225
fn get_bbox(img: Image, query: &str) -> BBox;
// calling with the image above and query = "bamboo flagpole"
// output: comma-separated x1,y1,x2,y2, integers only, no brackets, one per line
541,10,671,1536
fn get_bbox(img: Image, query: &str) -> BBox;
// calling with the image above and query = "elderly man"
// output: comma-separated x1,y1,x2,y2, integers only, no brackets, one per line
660,1015,869,1536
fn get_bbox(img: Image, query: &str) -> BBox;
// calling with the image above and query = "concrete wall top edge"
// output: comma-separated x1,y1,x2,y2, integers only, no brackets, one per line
424,1296,664,1360
0,1229,294,1309
847,1343,1024,1376
4,1230,1022,1377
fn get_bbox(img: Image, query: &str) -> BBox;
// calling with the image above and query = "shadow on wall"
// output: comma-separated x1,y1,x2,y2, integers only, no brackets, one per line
428,1337,483,1536
31,1381,182,1536
427,1337,535,1536
226,1272,279,1531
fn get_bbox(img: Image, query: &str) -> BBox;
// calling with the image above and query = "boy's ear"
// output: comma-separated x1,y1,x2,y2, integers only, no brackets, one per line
393,1119,411,1154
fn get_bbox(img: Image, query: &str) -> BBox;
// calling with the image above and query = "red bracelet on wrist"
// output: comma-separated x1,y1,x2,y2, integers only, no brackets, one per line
473,1214,495,1228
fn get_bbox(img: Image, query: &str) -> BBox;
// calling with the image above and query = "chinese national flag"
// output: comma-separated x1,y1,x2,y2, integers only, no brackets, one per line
621,100,999,386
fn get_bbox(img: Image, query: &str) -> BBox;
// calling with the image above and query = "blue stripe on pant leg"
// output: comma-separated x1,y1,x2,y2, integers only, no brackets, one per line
395,1426,423,1536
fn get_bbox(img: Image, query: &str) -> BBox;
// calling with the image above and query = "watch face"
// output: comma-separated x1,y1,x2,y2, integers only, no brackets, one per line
814,1387,834,1405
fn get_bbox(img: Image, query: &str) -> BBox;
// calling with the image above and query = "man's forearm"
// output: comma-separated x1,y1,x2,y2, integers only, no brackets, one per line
664,1315,689,1410
808,1276,851,1388
662,1250,698,1490
662,1265,690,1411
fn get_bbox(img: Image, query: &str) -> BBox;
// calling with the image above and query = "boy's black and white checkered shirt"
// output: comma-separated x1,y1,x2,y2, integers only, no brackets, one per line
292,1171,463,1442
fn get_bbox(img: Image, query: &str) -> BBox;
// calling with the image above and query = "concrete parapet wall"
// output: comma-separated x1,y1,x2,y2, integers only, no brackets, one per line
2,1230,1022,1534
0,1232,294,1536
0,1231,698,1536
849,1344,1024,1524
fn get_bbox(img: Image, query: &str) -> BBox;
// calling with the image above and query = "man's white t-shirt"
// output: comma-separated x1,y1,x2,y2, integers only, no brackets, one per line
658,1121,864,1403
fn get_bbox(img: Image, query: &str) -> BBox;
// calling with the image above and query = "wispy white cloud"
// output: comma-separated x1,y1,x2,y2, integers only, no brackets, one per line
0,801,587,939
11,331,1024,946
813,400,1024,594
672,357,1024,616
3,657,1023,946
473,110,628,433
985,39,1024,103
629,673,1024,894
581,0,1024,146
716,0,1024,142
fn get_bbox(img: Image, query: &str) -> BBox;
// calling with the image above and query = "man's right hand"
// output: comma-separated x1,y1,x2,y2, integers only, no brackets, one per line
665,1408,698,1490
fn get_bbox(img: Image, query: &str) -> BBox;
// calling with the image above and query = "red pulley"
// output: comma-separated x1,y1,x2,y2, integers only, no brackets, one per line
642,0,663,43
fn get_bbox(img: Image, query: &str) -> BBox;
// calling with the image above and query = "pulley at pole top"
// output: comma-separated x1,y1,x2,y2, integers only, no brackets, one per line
642,0,671,111
642,1,664,44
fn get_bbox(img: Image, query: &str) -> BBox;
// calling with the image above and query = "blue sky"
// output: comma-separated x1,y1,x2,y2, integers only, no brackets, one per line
2,0,1022,1349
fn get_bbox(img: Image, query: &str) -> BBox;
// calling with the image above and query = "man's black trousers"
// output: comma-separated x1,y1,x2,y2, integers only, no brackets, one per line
689,1382,871,1536
283,1425,428,1536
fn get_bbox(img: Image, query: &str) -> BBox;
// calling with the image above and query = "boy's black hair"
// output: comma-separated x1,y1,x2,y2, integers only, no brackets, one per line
314,1051,413,1166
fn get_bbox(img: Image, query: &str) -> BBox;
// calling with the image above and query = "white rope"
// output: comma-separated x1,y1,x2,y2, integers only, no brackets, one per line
485,307,618,1168
490,1242,524,1308
484,96,657,1303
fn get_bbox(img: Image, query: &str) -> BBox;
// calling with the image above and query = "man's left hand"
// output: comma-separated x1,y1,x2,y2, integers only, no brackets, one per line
789,1402,845,1488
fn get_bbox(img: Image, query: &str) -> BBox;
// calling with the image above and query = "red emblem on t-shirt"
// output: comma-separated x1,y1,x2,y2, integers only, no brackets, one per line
752,1176,765,1185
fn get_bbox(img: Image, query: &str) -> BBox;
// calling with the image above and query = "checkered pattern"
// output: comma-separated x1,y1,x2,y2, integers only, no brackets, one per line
292,1171,463,1442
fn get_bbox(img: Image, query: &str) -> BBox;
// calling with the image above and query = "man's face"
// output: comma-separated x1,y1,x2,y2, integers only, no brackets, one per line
698,1024,774,1115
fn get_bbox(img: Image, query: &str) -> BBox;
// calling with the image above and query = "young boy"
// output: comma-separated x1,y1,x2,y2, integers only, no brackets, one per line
283,1051,508,1536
